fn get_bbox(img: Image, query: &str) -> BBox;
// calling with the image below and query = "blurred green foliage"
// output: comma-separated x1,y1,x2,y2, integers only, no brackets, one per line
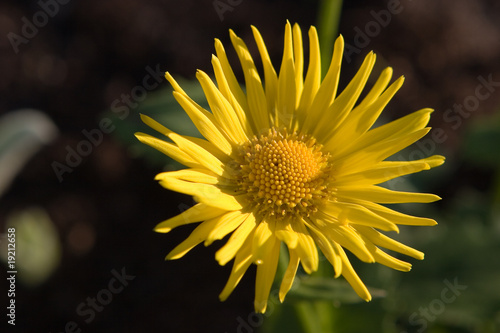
1,207,61,286
102,78,206,170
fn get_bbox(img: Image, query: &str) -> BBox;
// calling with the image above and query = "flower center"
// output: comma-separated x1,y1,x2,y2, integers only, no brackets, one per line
236,128,333,220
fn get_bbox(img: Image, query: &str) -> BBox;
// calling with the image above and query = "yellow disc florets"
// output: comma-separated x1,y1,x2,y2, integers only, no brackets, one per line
236,128,333,220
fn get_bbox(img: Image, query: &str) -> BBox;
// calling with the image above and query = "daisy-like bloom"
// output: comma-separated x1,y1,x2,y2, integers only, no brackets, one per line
136,22,444,313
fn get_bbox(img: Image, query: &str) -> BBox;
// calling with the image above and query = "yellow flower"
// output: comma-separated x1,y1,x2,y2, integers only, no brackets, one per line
135,22,444,313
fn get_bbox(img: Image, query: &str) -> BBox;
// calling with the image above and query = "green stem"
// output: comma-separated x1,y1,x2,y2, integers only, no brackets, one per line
295,302,322,333
295,301,337,333
315,301,336,332
317,0,344,77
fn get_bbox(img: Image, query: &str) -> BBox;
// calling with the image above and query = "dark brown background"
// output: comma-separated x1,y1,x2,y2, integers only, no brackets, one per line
1,0,500,332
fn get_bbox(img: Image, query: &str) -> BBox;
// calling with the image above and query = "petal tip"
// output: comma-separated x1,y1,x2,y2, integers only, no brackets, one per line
218,293,228,302
154,226,171,233
254,301,267,314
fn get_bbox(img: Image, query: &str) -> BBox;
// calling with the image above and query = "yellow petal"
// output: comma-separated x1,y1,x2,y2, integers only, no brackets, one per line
169,88,233,155
169,132,225,176
320,222,375,263
301,35,344,133
214,39,250,118
372,249,412,271
139,114,229,162
338,246,372,301
347,67,395,133
313,52,376,141
139,113,175,136
157,177,243,211
251,25,278,122
359,234,412,271
154,203,227,233
350,74,404,136
337,185,441,204
303,218,342,277
275,219,299,249
425,155,446,168
331,242,344,278
334,158,437,186
219,237,254,301
211,55,252,137
155,168,220,185
332,108,432,160
325,69,399,148
293,219,319,273
205,211,249,246
297,26,321,124
321,202,399,232
165,216,222,260
292,23,304,102
344,199,438,226
134,132,200,168
252,220,274,264
216,213,258,266
254,236,280,313
279,249,300,302
196,70,249,144
354,225,424,259
277,21,297,129
230,30,269,131
335,128,431,173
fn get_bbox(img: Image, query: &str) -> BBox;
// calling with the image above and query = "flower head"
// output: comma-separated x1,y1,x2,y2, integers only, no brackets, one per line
136,22,444,313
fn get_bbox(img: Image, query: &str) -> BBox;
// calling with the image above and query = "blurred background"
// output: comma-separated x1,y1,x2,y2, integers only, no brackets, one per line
1,0,500,332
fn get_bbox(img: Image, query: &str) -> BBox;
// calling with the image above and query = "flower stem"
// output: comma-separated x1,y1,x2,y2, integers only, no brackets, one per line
317,0,344,77
295,302,323,333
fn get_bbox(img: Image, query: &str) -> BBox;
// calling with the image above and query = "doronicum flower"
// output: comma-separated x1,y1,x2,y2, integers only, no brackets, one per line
136,22,444,313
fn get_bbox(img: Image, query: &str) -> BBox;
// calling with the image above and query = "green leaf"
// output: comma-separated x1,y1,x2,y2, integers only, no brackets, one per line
287,275,386,304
